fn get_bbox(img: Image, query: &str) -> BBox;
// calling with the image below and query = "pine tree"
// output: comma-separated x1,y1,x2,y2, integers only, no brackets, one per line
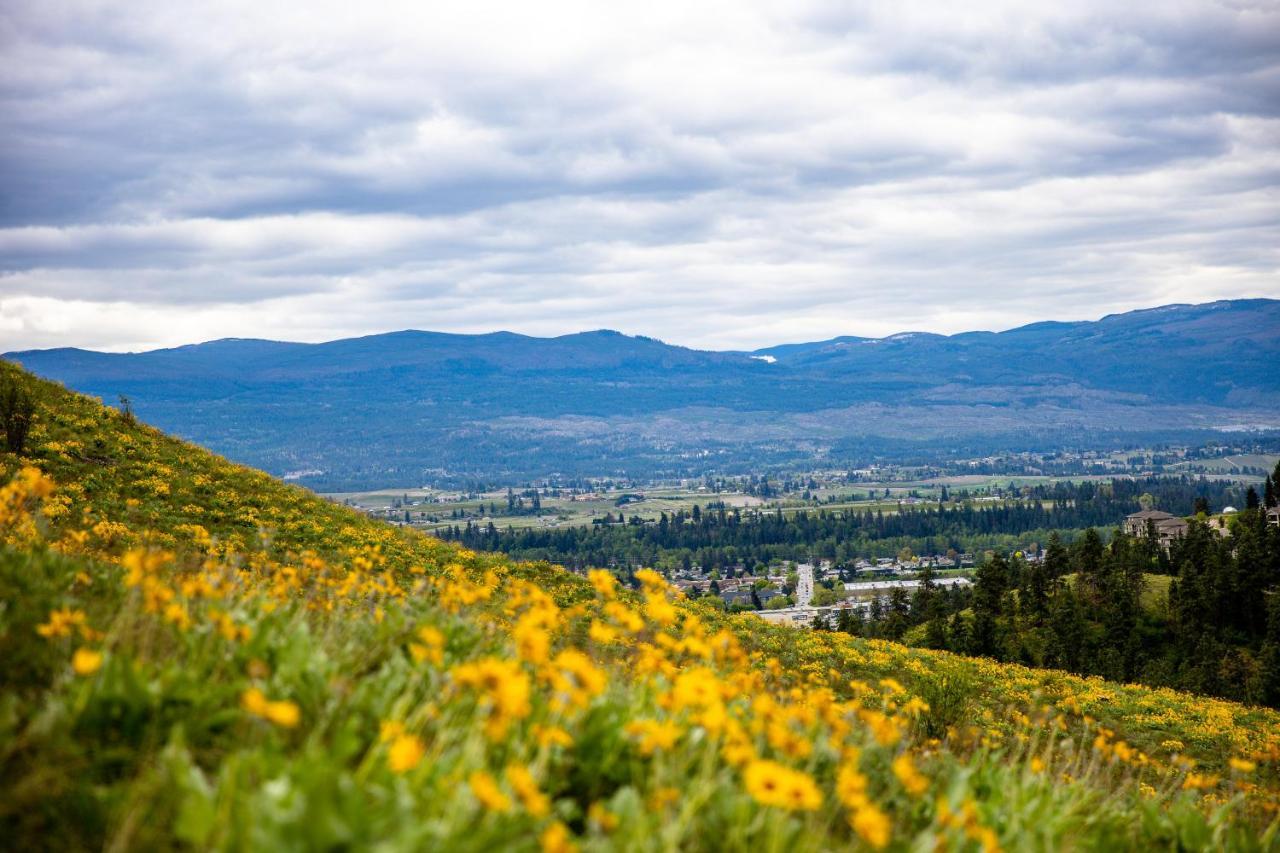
1046,583,1088,672
1043,532,1068,580
971,552,1008,657
1022,554,1050,625
1257,592,1280,706
924,613,950,650
0,374,35,455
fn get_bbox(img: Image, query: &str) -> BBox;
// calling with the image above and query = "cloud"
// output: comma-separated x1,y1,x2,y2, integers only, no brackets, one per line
0,0,1277,351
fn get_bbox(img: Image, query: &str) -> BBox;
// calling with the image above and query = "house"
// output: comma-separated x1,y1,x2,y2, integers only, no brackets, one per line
1124,509,1189,547
1268,507,1280,527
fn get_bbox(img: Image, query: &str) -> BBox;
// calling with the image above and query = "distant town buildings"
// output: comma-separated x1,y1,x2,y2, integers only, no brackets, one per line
1124,509,1189,548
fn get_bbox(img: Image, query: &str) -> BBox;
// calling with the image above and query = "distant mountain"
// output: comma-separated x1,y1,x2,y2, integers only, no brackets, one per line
7,299,1279,489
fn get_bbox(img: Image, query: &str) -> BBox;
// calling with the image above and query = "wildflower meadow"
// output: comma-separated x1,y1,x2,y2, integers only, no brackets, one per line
2,363,1278,851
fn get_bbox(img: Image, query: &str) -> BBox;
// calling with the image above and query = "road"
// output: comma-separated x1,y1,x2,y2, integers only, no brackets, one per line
795,562,814,607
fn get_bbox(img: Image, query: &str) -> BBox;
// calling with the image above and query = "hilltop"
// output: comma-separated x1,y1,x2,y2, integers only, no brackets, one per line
1,363,1279,849
8,299,1280,489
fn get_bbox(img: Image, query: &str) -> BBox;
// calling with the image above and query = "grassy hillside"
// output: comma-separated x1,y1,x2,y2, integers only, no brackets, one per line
2,362,1279,851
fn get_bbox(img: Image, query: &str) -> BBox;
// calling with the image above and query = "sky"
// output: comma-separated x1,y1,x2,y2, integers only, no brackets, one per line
1,0,1278,353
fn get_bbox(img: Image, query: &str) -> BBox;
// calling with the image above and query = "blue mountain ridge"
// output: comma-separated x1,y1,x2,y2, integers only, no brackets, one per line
6,299,1278,488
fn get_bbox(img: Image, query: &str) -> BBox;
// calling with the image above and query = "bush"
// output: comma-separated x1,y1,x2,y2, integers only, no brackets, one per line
914,665,977,740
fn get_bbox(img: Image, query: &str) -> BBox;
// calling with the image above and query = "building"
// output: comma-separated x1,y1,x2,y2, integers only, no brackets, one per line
1124,509,1189,547
1268,507,1280,527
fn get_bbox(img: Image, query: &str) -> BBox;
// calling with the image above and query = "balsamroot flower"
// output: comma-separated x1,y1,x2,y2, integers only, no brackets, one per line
742,759,821,811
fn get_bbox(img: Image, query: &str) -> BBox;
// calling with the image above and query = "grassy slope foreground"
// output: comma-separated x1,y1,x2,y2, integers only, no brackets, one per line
1,362,1279,851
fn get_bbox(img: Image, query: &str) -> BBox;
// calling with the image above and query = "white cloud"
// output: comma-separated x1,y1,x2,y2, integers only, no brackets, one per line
0,0,1277,352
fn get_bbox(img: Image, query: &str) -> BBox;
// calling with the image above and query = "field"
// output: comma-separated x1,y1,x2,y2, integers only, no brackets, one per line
3,363,1280,851
1172,455,1280,477
328,487,766,531
329,483,1041,535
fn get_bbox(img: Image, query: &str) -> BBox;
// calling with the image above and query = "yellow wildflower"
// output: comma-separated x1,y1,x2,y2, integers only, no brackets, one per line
587,569,617,599
540,821,577,853
452,657,532,739
648,787,679,811
469,770,512,812
625,718,681,755
588,620,620,645
513,615,551,664
410,625,445,665
241,688,300,728
644,592,677,627
1229,757,1257,773
543,649,607,711
668,667,723,711
892,753,929,796
71,647,102,676
851,804,892,849
532,723,574,748
36,607,86,639
388,734,425,773
742,759,822,811
505,764,550,816
588,801,618,832
837,763,869,808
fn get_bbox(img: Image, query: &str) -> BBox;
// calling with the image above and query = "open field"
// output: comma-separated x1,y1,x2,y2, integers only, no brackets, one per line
328,483,1053,535
1171,454,1280,476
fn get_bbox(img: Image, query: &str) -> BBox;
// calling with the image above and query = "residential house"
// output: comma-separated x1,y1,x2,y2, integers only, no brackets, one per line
1124,509,1189,548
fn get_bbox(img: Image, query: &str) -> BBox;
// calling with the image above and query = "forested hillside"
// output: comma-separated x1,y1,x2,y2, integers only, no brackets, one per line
8,299,1279,488
2,363,1279,850
851,518,1280,709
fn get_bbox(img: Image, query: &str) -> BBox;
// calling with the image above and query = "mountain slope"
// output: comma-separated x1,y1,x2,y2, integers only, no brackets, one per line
1,362,1278,849
7,299,1279,488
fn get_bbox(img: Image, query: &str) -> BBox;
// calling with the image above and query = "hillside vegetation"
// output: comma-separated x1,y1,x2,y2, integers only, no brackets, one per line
2,362,1279,851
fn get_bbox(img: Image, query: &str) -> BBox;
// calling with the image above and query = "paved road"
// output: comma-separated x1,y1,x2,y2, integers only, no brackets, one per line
795,562,814,607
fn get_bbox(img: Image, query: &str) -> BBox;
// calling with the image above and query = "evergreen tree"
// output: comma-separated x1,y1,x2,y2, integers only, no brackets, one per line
971,552,1009,657
1043,532,1068,580
885,587,911,640
1046,583,1088,672
1022,553,1050,625
948,611,973,654
1257,592,1280,706
924,612,950,650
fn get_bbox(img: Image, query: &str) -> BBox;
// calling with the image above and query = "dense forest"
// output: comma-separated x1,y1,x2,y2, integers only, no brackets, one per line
439,476,1250,572
845,498,1280,708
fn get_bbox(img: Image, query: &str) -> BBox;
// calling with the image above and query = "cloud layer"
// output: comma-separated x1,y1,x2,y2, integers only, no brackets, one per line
2,0,1278,351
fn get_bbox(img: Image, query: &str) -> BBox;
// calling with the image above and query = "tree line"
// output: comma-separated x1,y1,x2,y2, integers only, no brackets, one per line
438,476,1248,572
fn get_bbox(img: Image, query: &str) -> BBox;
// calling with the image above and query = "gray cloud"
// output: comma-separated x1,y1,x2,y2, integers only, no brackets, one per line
0,0,1277,352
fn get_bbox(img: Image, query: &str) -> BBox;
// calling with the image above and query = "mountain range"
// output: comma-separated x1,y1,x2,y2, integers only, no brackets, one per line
7,299,1279,489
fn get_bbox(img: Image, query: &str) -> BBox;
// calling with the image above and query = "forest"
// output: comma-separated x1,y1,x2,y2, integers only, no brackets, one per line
844,497,1280,709
439,476,1252,572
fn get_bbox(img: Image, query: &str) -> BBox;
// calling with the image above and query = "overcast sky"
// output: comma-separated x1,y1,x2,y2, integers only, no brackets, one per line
1,1,1278,352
